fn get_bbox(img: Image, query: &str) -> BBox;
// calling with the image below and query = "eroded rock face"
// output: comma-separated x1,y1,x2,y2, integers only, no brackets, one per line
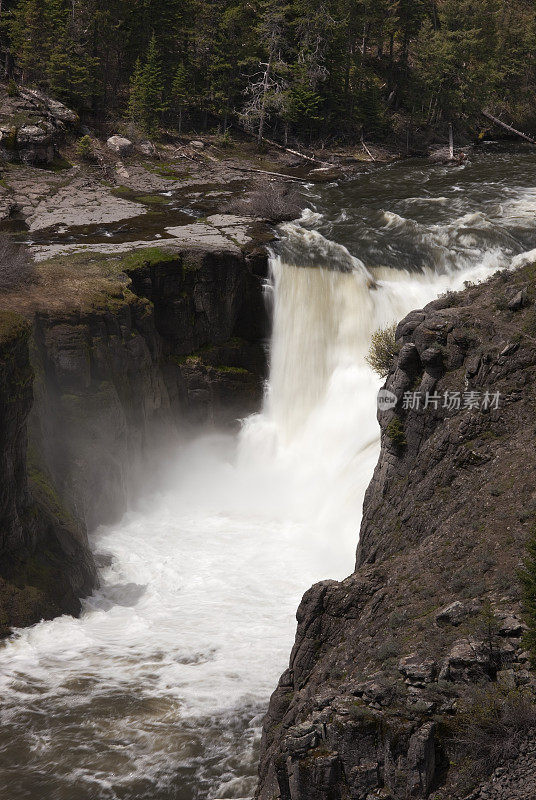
31,295,172,532
0,87,78,164
0,311,97,635
257,264,536,800
124,244,268,427
0,232,268,634
22,242,268,537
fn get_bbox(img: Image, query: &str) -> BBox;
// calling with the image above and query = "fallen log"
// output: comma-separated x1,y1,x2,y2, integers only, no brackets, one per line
361,136,376,162
482,110,536,146
260,136,333,167
229,123,332,166
227,164,305,182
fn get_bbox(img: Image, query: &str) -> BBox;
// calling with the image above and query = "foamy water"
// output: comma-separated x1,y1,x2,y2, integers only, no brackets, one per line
1,153,536,800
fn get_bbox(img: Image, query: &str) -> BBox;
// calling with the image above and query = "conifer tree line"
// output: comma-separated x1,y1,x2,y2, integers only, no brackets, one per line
1,0,535,144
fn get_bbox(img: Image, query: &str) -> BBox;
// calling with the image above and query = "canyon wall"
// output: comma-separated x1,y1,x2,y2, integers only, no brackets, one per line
0,311,96,635
0,235,269,633
257,263,536,800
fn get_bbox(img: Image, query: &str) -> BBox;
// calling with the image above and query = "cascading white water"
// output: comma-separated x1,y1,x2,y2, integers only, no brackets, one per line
2,154,536,800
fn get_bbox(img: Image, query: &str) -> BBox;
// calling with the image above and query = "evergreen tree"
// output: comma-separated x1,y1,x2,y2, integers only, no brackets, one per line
48,24,94,108
4,0,536,144
142,33,166,135
170,63,189,134
128,58,146,129
128,34,166,136
9,0,50,83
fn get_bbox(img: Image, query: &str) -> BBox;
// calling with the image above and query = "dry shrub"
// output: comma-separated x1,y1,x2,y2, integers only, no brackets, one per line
366,323,399,378
0,236,36,292
224,180,303,222
453,687,536,790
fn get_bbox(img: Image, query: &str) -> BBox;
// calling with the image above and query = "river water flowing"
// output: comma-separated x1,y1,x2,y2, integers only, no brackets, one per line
1,152,536,799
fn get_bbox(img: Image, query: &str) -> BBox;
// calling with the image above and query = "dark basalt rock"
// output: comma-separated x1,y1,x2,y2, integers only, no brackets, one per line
0,311,96,635
0,236,269,635
257,264,536,800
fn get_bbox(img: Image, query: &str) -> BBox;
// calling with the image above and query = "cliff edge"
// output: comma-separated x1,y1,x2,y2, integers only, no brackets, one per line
257,263,536,800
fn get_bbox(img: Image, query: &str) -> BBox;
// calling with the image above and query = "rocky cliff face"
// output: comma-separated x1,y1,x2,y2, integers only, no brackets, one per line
0,311,96,636
31,242,267,532
257,263,536,800
0,233,269,632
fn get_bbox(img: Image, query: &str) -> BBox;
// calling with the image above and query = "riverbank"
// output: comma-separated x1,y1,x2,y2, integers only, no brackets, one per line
0,83,404,239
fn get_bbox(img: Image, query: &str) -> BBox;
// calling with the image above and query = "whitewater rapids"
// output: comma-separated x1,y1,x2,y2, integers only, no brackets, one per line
1,152,536,800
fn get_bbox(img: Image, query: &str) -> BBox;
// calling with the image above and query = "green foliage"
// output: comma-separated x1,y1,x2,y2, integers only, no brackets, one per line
119,247,178,273
386,416,407,449
170,63,190,133
8,0,49,84
47,25,95,108
3,0,536,141
366,323,399,378
520,524,536,665
76,135,94,161
7,79,19,97
128,34,166,137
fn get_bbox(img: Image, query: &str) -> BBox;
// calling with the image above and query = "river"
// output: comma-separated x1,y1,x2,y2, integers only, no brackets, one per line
1,151,536,800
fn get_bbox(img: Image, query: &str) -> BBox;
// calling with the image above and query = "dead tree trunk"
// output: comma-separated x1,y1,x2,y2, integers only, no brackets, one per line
482,110,536,146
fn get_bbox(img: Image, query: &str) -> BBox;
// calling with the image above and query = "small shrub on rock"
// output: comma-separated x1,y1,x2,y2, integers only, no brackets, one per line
386,415,407,449
76,135,94,161
0,236,36,292
453,686,536,791
366,323,399,378
223,180,303,222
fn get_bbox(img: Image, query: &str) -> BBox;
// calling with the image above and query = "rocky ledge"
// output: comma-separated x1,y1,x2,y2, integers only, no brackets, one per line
257,263,536,800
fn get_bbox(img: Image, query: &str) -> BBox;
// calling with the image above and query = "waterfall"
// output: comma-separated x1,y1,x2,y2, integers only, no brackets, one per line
2,158,536,800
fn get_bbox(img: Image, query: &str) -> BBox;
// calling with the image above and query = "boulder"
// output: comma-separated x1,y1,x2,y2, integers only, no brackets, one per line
508,289,528,311
16,123,55,164
0,86,78,164
106,135,134,156
22,88,79,125
398,653,438,685
495,611,526,638
439,638,495,682
190,140,205,149
139,140,156,157
435,600,467,627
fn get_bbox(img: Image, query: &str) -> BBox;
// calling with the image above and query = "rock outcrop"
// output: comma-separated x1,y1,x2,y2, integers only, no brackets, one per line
0,86,78,165
257,263,536,800
0,232,269,630
0,311,96,636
